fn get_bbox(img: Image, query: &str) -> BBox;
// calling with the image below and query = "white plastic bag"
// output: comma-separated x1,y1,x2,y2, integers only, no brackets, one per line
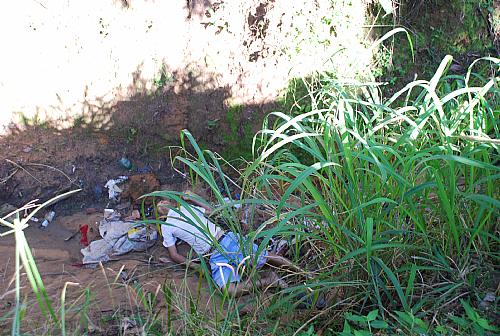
81,214,157,264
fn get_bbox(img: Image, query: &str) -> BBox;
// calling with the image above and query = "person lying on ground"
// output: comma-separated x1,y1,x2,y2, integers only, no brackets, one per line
157,193,299,296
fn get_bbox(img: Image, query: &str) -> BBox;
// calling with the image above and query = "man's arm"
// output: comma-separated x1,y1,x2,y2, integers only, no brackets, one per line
167,245,200,270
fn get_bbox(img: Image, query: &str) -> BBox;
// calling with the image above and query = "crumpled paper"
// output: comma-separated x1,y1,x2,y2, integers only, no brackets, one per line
104,176,128,201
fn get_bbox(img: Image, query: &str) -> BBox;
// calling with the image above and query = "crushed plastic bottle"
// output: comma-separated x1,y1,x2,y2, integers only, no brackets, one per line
41,211,55,228
119,157,132,170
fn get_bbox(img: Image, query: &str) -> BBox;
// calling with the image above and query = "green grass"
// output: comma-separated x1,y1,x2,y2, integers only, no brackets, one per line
159,55,499,334
221,104,255,160
375,0,497,89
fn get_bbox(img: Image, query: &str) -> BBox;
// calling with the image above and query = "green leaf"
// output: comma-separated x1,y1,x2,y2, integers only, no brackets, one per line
461,300,478,321
449,314,467,327
342,320,352,333
395,311,412,325
373,258,409,311
477,318,498,331
366,309,378,322
353,330,371,336
346,313,366,324
370,320,388,329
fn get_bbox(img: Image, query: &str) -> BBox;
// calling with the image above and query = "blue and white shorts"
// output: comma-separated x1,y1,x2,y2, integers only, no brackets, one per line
209,232,268,288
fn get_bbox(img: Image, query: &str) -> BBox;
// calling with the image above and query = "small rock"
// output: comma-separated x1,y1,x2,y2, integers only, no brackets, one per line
449,63,464,73
121,173,160,203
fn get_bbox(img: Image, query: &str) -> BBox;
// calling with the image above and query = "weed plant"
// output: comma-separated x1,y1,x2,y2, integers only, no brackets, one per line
153,55,499,334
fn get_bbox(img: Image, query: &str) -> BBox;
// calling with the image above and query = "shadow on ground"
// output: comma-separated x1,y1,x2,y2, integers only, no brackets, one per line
0,64,278,214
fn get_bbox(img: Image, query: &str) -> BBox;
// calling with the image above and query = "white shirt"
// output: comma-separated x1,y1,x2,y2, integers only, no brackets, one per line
161,205,222,254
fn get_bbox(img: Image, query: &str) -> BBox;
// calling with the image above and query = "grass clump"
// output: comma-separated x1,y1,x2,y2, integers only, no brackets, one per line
375,0,498,87
170,55,499,334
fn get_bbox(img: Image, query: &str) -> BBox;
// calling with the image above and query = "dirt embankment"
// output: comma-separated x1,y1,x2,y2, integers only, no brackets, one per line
0,2,374,330
1,0,374,214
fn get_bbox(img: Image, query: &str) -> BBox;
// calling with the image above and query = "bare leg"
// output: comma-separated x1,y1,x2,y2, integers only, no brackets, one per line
225,271,285,296
266,252,303,273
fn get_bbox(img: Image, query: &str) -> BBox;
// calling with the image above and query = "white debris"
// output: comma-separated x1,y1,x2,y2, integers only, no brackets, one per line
80,209,157,264
41,211,56,228
104,176,128,201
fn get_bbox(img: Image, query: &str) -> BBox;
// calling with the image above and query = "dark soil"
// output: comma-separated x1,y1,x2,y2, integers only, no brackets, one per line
0,124,185,217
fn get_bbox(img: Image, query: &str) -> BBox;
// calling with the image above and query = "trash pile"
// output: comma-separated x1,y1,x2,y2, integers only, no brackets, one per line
104,173,160,205
80,209,157,264
81,171,162,265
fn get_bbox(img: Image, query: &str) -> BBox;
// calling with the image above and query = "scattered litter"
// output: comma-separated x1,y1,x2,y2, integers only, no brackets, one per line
41,211,56,228
302,218,327,232
30,217,39,223
104,176,128,201
22,146,32,153
80,224,89,246
104,208,118,219
80,210,157,264
119,157,133,170
71,165,76,174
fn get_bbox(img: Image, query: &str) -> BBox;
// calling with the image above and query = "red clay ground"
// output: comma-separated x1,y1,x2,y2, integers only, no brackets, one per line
0,210,225,334
0,117,268,334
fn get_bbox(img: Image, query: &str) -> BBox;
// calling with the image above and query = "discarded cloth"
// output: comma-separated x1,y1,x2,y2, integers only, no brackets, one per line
80,210,157,264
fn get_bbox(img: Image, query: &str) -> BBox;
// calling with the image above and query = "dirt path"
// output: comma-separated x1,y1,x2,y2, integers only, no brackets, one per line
0,210,225,334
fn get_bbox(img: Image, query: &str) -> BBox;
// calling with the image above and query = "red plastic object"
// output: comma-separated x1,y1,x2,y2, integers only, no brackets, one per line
80,224,89,247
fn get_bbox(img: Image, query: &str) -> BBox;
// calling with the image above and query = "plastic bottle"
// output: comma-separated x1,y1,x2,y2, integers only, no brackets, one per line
41,211,55,228
119,157,132,170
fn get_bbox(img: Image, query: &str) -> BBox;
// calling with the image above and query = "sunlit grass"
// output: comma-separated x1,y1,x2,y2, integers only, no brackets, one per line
164,55,499,334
